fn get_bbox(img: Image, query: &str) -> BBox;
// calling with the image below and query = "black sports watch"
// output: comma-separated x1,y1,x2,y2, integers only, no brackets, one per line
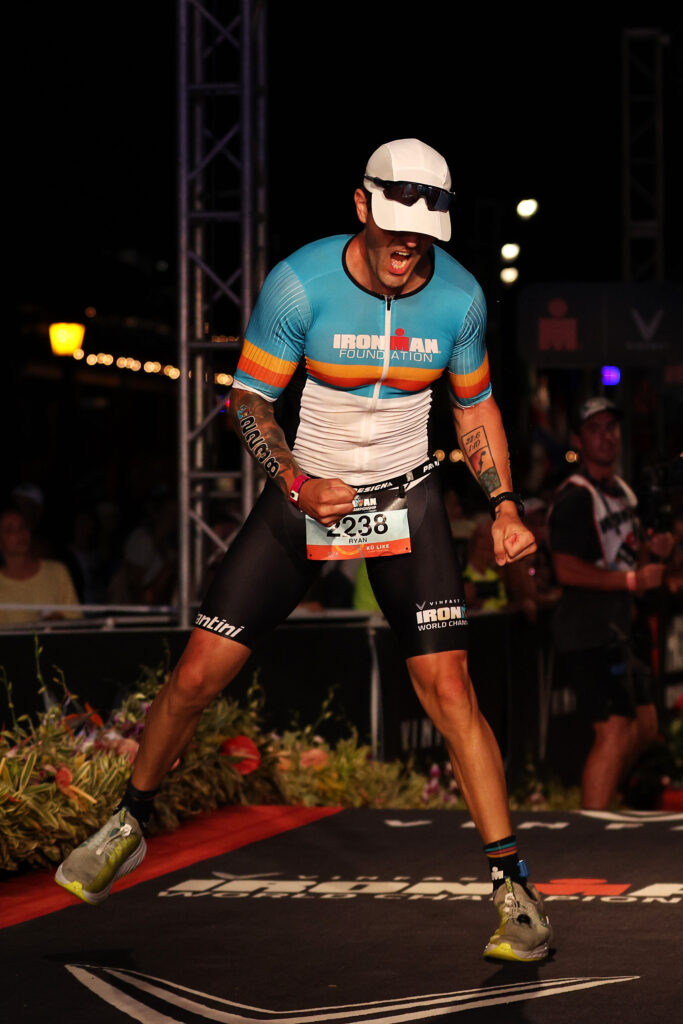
489,491,525,520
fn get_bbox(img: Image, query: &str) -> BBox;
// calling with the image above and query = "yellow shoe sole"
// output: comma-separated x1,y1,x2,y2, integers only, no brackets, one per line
484,940,550,963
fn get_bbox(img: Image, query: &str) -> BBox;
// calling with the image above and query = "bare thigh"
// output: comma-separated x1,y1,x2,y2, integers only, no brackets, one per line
173,626,253,703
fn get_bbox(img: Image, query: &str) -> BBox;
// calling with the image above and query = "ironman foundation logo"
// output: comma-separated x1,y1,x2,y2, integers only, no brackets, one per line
66,964,639,1022
333,328,441,362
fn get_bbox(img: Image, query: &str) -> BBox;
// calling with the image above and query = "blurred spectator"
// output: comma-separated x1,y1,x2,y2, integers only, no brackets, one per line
0,508,80,624
505,497,562,623
10,482,52,557
462,514,508,612
108,491,178,606
298,561,357,611
94,500,125,596
522,498,553,584
548,397,676,810
352,559,381,612
315,562,356,609
525,375,570,494
443,484,476,570
11,482,44,532
64,508,103,604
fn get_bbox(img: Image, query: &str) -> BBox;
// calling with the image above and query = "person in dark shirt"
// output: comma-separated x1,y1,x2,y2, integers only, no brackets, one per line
548,397,673,809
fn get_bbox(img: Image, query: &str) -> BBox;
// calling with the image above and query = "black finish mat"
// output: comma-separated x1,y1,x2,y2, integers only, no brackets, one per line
3,808,682,1023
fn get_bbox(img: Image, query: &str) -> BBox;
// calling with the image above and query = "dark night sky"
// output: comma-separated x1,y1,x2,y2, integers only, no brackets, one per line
9,5,682,528
20,6,682,322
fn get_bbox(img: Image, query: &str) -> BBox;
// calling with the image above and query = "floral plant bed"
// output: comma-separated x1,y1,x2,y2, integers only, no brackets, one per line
2,645,680,873
0,650,465,872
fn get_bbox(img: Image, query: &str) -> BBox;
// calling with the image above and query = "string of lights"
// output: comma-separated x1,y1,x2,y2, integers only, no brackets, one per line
70,348,234,387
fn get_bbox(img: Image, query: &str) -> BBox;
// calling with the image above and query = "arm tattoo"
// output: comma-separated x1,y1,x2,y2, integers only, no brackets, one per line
461,425,502,496
229,390,298,494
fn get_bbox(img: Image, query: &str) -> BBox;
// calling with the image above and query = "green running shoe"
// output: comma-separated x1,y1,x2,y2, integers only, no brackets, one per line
484,877,553,963
55,808,147,905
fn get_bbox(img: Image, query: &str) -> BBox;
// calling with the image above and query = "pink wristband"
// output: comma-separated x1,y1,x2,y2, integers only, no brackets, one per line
289,474,311,506
626,570,637,592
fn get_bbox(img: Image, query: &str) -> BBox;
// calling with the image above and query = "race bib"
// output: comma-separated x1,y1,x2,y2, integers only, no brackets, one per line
305,491,411,560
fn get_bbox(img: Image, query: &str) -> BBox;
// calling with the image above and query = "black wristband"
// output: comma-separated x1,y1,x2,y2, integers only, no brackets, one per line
489,491,525,520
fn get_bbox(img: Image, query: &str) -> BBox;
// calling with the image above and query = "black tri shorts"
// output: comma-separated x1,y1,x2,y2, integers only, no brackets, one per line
196,470,468,659
559,644,654,723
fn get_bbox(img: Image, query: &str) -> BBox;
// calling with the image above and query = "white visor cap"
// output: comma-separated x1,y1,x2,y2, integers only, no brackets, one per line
364,138,452,242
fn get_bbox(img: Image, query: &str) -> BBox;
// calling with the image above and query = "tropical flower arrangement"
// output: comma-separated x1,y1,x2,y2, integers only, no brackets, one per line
0,648,467,872
3,643,679,873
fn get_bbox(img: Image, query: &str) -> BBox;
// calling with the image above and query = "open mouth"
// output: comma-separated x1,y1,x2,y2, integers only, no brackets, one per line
389,249,413,273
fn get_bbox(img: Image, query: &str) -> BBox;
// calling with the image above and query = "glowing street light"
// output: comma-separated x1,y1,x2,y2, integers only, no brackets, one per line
500,267,519,285
516,198,539,219
49,322,85,356
501,243,520,261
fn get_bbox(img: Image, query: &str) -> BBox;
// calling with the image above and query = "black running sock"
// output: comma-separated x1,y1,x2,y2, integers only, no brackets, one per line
484,834,524,891
116,782,158,831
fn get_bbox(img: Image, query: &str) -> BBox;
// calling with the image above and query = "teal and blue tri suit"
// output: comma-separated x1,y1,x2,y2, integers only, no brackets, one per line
197,235,493,656
233,235,491,486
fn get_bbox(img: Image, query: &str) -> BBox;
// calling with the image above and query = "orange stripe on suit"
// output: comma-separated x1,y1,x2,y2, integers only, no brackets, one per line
385,366,444,392
306,357,383,389
449,353,490,400
237,340,299,389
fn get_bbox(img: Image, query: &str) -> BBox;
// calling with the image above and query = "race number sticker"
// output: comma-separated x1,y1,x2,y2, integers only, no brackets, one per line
305,507,411,560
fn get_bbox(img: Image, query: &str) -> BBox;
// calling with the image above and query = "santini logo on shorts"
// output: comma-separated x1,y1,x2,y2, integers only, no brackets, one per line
415,600,467,630
195,613,244,639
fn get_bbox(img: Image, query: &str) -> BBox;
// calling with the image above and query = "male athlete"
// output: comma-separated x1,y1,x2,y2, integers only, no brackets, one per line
549,397,671,809
56,139,553,963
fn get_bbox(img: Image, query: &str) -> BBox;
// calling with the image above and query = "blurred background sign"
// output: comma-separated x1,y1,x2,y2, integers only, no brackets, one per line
518,282,683,366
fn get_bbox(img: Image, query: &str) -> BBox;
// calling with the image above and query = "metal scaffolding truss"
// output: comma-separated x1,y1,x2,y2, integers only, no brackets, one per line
177,0,268,627
621,28,668,282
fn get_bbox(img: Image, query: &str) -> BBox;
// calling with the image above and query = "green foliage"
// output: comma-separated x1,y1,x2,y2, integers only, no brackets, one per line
272,732,465,810
508,761,582,812
0,702,130,870
0,662,282,870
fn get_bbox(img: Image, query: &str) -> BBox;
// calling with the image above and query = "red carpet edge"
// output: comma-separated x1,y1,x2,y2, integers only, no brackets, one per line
0,804,342,929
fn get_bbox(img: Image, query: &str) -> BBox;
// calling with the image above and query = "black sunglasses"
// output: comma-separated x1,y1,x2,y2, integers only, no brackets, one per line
364,175,455,212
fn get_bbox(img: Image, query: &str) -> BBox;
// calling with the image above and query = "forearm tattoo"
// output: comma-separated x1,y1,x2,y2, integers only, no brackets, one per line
461,425,502,495
230,391,297,492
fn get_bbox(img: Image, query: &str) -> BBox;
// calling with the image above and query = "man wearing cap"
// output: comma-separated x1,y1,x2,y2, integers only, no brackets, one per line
56,139,553,963
549,396,670,809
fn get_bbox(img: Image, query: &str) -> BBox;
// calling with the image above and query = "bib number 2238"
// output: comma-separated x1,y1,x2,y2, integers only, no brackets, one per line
305,508,410,560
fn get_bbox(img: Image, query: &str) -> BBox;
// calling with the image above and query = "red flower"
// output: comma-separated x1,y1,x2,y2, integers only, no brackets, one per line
220,735,261,775
299,747,329,770
55,766,73,794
